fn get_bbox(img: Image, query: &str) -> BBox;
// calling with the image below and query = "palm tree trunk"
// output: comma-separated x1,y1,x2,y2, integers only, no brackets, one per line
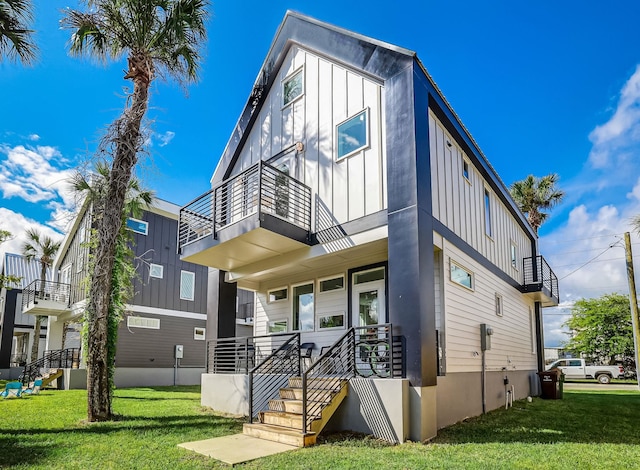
29,316,42,362
86,54,151,422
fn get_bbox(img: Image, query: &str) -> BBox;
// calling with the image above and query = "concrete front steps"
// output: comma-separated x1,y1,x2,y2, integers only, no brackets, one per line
41,369,63,387
243,376,348,447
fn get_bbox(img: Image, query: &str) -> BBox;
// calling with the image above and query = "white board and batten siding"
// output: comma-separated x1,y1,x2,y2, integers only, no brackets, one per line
442,242,537,373
229,45,387,230
429,111,530,283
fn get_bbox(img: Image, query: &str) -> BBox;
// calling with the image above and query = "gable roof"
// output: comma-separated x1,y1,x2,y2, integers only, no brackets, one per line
2,253,52,290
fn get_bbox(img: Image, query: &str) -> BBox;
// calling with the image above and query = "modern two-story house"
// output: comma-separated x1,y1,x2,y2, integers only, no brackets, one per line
21,198,212,388
178,12,559,444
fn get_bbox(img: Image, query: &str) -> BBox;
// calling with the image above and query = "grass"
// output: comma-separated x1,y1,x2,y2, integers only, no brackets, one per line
1,385,639,469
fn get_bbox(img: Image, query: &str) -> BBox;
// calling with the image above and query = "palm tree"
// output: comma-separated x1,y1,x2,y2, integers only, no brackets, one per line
0,0,37,64
1,229,21,289
509,173,565,234
61,0,208,422
632,215,640,235
22,229,61,362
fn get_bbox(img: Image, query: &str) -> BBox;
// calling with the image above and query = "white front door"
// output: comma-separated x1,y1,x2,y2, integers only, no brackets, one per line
352,279,386,327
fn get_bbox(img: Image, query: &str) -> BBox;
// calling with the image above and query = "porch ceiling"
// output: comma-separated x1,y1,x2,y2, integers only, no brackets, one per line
181,227,311,271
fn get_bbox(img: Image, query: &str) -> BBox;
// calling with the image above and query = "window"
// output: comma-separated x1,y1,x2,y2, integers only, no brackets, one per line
495,294,503,317
126,217,148,235
268,287,288,303
484,189,492,237
463,160,470,181
180,271,195,301
149,264,163,279
76,256,84,274
353,267,385,285
268,320,288,334
194,327,206,340
529,308,536,354
510,243,518,269
317,311,345,330
336,109,369,160
127,316,160,329
319,275,344,293
293,282,314,331
450,260,473,290
282,68,304,106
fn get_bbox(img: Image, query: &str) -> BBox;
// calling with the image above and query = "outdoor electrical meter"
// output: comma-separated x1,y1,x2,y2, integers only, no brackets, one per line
175,344,184,359
480,324,493,351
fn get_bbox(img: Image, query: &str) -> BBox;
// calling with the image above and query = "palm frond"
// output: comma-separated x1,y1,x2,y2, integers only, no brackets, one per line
0,0,37,64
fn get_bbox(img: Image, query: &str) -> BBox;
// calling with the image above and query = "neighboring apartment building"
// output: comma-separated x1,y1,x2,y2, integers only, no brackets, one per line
178,12,559,443
0,253,50,377
22,198,212,387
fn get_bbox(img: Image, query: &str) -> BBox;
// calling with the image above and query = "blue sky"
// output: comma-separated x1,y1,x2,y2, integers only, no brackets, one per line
2,1,640,346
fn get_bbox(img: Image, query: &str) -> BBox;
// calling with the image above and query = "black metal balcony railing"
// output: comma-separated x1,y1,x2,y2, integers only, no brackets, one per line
179,161,312,249
522,256,559,303
21,279,71,312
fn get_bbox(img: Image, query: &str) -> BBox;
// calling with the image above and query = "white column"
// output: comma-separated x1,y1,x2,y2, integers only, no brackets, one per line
45,316,65,351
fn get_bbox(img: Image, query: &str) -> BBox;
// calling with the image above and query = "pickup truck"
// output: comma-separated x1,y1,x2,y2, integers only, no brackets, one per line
547,358,624,384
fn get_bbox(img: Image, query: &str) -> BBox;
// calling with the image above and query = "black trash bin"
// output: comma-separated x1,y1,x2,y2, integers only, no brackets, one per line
537,369,563,399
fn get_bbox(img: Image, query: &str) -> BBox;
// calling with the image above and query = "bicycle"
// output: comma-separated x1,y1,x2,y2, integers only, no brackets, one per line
355,338,390,378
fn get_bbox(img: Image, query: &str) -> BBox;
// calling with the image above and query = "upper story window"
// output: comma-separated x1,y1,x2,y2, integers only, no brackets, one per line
450,260,473,290
510,243,518,269
180,271,195,301
149,264,164,279
319,275,344,293
337,109,369,160
463,160,470,181
126,217,148,235
127,316,160,329
484,189,492,237
268,287,288,303
282,68,304,107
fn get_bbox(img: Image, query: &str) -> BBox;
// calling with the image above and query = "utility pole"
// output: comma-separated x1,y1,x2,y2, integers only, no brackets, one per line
624,232,640,390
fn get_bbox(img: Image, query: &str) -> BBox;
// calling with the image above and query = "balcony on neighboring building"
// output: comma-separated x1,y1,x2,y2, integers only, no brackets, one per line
21,280,71,316
178,161,312,270
521,256,559,307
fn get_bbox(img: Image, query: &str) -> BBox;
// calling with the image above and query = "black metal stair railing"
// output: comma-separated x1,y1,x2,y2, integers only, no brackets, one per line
248,333,301,423
19,348,81,384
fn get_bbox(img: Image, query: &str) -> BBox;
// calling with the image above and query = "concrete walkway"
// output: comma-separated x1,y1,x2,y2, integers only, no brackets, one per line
178,434,298,465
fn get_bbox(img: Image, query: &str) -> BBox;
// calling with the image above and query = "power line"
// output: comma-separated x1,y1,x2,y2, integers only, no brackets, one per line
558,245,615,281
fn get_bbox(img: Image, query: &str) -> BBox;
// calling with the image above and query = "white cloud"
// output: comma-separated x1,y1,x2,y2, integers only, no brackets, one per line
588,65,640,169
0,207,63,261
157,131,175,147
28,134,40,141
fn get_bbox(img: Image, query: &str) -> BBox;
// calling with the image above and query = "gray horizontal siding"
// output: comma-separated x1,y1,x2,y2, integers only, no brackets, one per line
115,313,206,368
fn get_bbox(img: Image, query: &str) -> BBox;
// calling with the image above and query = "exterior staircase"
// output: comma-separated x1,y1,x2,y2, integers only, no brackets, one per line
40,369,64,387
243,376,348,447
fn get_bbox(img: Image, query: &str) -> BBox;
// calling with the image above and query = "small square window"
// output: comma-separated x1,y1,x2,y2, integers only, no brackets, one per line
495,294,503,317
180,271,195,301
450,260,473,290
268,287,288,303
194,327,206,340
283,68,304,106
463,160,470,181
319,275,344,293
126,217,148,235
149,264,163,279
268,320,288,334
337,109,369,160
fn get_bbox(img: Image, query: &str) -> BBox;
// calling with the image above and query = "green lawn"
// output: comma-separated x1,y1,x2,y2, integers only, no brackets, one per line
1,385,639,469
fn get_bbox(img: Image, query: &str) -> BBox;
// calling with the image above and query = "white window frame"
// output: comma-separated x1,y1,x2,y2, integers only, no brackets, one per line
76,256,84,274
450,259,474,291
529,307,537,354
267,286,288,303
268,319,288,334
149,263,164,279
292,281,315,332
282,66,305,108
127,316,160,330
336,108,370,161
353,267,385,285
194,327,206,340
510,242,518,270
317,311,346,330
484,188,492,238
495,293,503,317
180,271,195,301
126,217,149,235
462,158,471,183
318,274,345,294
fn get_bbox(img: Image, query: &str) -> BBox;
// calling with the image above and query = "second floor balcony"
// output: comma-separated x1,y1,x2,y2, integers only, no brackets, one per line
179,161,312,270
520,256,559,307
22,280,71,317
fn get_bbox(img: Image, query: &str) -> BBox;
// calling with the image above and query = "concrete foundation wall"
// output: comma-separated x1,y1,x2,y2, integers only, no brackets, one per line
0,367,24,380
63,367,204,389
436,369,537,429
201,373,249,416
